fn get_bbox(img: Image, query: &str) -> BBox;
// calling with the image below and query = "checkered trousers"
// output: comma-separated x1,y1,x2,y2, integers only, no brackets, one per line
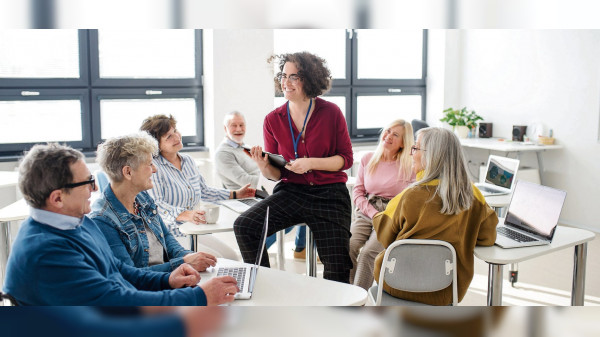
234,182,352,283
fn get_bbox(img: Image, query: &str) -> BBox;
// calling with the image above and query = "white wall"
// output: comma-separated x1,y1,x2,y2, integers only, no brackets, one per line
438,30,600,232
203,29,275,153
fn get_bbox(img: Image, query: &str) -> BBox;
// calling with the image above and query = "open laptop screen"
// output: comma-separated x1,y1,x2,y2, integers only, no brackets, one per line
504,181,567,241
248,207,269,293
485,156,518,189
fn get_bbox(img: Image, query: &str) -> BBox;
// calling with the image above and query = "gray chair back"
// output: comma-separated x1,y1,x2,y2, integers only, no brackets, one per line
371,239,458,306
385,243,453,292
411,119,429,139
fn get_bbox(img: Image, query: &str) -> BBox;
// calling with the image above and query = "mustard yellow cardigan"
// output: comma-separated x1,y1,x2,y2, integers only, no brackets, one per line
373,173,498,305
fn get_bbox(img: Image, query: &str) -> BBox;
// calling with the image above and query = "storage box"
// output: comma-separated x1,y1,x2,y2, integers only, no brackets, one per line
537,136,555,145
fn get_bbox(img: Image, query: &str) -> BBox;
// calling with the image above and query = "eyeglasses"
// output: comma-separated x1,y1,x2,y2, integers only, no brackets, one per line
277,73,301,84
63,176,96,190
410,146,425,155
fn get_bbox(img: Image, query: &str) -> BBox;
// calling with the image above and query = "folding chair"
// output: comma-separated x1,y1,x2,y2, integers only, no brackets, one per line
368,239,458,306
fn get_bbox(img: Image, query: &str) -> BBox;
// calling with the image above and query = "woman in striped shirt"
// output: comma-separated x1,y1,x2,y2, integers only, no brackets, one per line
141,114,255,259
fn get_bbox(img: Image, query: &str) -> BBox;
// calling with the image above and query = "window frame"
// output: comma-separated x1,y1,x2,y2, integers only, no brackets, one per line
90,88,203,148
0,88,91,154
342,29,428,141
88,30,203,88
350,86,426,140
0,30,89,88
0,29,204,157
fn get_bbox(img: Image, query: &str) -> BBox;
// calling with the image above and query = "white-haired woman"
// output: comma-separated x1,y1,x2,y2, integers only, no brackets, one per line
91,133,217,272
349,119,415,290
373,127,498,305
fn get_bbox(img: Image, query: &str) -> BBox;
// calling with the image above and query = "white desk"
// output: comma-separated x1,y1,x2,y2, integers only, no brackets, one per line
199,258,367,306
474,225,595,306
460,138,563,184
179,206,239,252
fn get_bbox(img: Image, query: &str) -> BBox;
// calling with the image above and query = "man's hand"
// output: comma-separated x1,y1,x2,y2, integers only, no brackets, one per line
183,252,217,272
202,276,239,306
235,183,256,199
169,263,201,288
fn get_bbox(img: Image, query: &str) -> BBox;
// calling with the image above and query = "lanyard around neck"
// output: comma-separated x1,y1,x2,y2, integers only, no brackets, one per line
286,98,312,159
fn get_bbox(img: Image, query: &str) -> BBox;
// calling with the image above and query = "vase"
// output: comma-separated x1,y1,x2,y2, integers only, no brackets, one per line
454,126,469,139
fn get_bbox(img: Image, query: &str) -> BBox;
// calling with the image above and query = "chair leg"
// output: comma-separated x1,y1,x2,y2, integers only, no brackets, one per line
305,225,317,277
276,230,285,270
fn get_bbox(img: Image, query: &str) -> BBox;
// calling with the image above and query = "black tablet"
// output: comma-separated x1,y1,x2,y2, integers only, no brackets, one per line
242,145,289,169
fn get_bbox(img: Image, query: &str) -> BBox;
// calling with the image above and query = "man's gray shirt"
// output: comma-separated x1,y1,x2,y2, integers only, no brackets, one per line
214,138,260,189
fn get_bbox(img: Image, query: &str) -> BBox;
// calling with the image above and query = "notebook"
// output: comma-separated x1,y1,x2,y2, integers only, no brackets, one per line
495,180,567,249
218,189,268,213
216,207,270,299
475,155,520,196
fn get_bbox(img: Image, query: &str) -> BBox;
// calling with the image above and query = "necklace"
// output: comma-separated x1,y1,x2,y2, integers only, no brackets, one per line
133,201,140,216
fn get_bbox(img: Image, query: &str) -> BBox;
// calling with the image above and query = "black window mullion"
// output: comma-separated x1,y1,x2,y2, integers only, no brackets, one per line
343,29,427,141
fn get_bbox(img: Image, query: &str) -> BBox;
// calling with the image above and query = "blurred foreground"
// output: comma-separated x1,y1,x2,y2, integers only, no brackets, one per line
1,306,599,337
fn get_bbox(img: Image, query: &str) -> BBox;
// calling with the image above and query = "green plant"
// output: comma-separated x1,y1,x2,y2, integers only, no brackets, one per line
440,107,483,130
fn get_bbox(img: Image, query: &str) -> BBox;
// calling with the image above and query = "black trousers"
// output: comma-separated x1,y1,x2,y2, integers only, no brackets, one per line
234,182,352,283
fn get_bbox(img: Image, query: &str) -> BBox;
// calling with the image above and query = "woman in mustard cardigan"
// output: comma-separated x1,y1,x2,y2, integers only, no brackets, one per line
373,127,498,305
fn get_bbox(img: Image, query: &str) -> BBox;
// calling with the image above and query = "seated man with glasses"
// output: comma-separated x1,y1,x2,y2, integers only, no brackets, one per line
2,143,238,306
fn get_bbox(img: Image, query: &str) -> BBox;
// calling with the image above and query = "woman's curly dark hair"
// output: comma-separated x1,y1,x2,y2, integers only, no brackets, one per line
269,52,332,98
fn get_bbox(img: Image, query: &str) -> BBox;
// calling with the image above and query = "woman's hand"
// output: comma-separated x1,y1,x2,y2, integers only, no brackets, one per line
285,158,313,174
249,146,270,170
176,210,206,224
234,184,256,199
183,252,217,271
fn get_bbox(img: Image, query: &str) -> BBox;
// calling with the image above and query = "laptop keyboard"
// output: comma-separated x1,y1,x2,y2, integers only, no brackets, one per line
238,198,259,207
217,267,246,291
497,227,536,243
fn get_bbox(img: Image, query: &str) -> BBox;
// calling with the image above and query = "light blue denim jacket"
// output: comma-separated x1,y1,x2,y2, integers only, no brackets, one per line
90,186,192,272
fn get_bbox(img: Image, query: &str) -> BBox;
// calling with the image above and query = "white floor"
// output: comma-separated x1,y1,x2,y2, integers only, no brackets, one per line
213,227,600,306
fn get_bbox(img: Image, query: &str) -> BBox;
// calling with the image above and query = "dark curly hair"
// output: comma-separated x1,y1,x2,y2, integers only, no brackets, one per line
269,52,332,98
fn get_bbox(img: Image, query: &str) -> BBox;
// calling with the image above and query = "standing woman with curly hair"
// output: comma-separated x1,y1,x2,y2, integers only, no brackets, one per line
234,52,354,283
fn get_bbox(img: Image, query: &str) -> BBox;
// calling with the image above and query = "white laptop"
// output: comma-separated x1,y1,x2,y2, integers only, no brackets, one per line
495,180,567,249
218,189,268,213
219,175,276,213
216,207,270,299
475,155,520,196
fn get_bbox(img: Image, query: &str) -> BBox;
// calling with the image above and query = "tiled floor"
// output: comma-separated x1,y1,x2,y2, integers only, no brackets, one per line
214,227,600,306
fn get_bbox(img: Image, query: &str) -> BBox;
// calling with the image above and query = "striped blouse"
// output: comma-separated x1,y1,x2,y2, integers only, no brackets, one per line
148,153,230,237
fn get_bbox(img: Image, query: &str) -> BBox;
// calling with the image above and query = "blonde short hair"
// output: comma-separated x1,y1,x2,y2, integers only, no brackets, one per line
96,132,158,183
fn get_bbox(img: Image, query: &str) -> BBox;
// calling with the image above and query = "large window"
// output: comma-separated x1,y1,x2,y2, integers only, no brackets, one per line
274,29,427,141
0,29,203,156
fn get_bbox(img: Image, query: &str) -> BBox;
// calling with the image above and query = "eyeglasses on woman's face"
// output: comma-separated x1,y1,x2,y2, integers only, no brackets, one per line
410,145,425,155
277,73,301,84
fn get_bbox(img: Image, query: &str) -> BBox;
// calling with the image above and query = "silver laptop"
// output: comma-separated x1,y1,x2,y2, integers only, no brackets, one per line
475,155,520,196
495,181,567,249
219,189,268,213
216,207,269,299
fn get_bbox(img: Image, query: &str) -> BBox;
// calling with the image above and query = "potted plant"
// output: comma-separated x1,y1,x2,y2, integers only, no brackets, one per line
440,107,483,138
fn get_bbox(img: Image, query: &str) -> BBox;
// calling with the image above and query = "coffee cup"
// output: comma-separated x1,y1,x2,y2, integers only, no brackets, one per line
195,203,220,224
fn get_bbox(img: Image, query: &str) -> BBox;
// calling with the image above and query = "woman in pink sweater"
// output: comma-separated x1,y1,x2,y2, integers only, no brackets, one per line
349,119,415,290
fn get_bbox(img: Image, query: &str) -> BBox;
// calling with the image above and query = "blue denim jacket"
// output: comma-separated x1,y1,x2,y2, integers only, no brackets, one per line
90,186,192,272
